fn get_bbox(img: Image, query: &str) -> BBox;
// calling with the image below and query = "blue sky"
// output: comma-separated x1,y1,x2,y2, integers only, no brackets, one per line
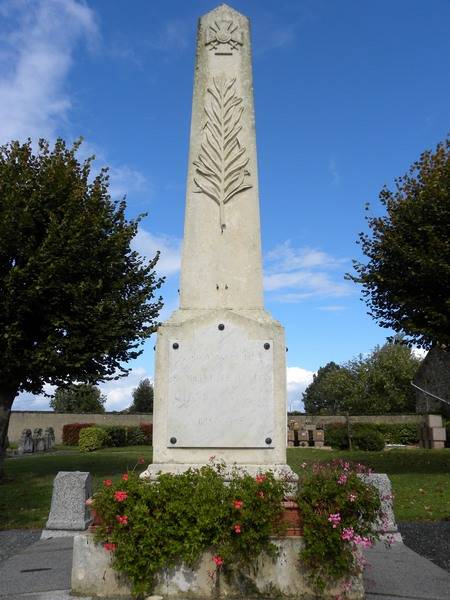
1,0,448,411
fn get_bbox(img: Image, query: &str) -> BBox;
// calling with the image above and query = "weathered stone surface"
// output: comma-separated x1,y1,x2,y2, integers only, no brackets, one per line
146,5,294,477
361,473,400,540
71,533,364,599
414,346,450,417
45,471,92,531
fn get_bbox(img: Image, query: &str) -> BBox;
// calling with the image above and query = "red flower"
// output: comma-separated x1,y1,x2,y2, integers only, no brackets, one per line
255,474,267,484
103,542,117,552
212,555,224,566
116,515,128,525
114,491,128,502
233,500,243,510
103,479,112,487
258,490,264,498
233,524,241,534
137,456,145,465
121,473,129,481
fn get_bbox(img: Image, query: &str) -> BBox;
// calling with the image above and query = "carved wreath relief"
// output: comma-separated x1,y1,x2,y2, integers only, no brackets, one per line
193,77,252,232
205,20,243,55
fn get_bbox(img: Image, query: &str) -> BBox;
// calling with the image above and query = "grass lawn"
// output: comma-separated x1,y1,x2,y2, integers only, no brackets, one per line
0,446,153,530
0,447,448,529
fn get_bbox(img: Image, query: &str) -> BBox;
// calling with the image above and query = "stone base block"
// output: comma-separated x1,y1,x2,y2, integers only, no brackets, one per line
71,533,363,599
431,441,445,449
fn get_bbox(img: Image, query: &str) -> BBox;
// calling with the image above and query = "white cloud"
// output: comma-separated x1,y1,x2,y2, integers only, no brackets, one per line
264,241,352,303
328,156,340,186
133,228,181,277
411,347,428,360
108,165,149,199
287,366,315,412
315,305,347,312
0,0,98,143
99,367,151,411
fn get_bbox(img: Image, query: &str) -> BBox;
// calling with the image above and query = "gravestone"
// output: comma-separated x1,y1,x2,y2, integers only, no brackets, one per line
43,471,92,538
142,3,293,479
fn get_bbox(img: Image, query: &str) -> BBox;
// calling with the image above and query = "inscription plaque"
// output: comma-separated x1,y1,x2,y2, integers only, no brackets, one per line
167,321,274,447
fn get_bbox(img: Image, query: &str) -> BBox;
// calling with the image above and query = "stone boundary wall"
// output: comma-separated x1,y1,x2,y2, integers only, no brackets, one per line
8,411,422,445
287,414,421,427
8,412,153,444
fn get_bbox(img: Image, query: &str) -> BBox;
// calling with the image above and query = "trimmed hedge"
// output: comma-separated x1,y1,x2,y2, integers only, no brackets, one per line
324,422,418,450
62,422,94,445
79,427,108,453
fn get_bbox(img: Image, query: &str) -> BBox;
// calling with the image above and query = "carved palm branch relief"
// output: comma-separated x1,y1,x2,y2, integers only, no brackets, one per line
193,76,252,232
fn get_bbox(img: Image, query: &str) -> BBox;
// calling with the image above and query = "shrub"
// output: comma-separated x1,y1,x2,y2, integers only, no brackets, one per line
297,460,382,592
103,426,127,447
139,423,153,445
92,462,288,596
324,424,349,449
375,423,418,445
62,422,94,445
79,426,108,452
126,426,146,446
352,427,385,451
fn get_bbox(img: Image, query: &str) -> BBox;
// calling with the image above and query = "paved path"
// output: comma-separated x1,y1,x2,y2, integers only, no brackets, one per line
0,536,449,599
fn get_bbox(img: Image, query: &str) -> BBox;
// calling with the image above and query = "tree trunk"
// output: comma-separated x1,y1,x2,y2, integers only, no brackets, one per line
0,387,18,480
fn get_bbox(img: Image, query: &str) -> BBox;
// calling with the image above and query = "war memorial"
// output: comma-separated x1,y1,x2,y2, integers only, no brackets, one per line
70,5,391,598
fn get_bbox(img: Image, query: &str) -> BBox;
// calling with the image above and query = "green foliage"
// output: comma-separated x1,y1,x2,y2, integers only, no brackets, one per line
375,423,418,445
303,340,420,414
303,362,347,414
78,427,108,453
92,463,287,596
352,427,385,452
0,137,164,473
297,460,382,592
126,426,146,446
50,383,106,413
324,424,350,450
103,426,127,447
325,422,416,450
62,422,94,445
128,378,153,413
347,137,450,348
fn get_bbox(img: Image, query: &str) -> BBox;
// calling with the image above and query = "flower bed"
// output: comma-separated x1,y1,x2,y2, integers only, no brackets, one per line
88,459,384,598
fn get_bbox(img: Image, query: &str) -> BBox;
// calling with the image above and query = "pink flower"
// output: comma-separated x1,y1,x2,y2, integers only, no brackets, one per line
353,535,373,548
103,542,117,552
121,473,129,481
348,493,357,502
85,498,93,506
255,474,267,484
337,473,347,485
103,479,112,487
258,490,264,498
233,524,241,534
233,500,243,510
341,527,354,541
212,555,224,566
116,515,128,525
328,513,341,528
114,491,128,502
137,456,145,465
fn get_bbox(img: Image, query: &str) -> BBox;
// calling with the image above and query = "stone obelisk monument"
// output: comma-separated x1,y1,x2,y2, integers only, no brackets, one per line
143,4,292,478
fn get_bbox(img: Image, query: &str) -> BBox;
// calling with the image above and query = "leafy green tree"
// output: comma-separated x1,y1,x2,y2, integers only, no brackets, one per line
348,341,420,414
128,378,154,413
0,139,163,477
50,383,106,413
303,341,421,415
303,362,357,414
347,137,450,349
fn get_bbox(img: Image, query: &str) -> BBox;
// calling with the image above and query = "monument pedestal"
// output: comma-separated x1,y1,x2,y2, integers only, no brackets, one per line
142,308,296,481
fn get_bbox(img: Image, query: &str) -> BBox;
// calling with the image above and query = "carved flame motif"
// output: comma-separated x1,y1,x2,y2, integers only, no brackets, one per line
193,77,252,232
205,20,243,54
